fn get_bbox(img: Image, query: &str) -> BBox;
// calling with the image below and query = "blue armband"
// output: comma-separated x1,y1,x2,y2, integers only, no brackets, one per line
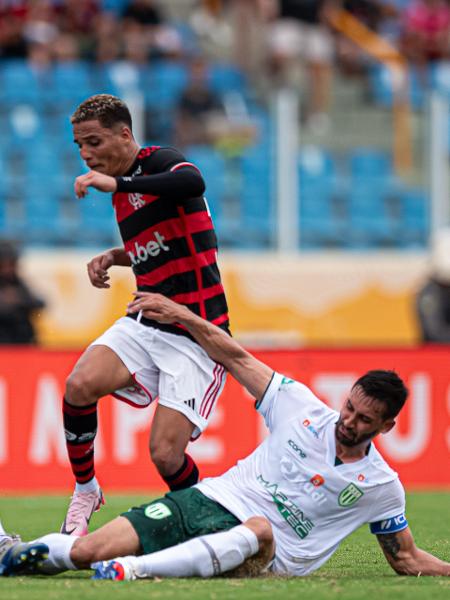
369,513,408,535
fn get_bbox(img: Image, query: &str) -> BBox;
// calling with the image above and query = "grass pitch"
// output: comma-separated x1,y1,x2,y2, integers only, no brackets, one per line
0,491,449,599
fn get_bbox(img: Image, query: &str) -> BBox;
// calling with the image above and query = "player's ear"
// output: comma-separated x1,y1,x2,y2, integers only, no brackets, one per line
120,125,133,142
381,419,395,435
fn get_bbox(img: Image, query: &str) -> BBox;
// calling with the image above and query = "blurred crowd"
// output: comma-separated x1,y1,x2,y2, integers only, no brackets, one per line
0,1,449,69
1,1,449,134
0,0,184,64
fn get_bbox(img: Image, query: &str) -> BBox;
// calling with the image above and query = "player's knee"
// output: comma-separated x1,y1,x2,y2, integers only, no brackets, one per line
70,537,99,568
150,441,181,476
66,370,98,406
244,517,274,555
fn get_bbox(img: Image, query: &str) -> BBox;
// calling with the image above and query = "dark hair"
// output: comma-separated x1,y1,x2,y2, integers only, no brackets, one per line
0,239,19,261
71,94,133,130
352,370,408,419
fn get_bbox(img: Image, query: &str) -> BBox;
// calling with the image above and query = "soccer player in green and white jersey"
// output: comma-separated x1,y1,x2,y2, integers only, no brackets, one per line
2,292,449,579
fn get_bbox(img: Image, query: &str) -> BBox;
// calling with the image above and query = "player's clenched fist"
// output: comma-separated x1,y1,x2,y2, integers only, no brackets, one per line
87,251,115,288
74,170,117,199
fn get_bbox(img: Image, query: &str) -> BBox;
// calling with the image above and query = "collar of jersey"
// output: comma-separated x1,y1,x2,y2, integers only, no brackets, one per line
325,417,372,470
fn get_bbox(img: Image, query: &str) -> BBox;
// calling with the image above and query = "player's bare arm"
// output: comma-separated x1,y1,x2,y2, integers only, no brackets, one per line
75,170,117,199
87,248,132,288
377,527,450,576
127,292,273,401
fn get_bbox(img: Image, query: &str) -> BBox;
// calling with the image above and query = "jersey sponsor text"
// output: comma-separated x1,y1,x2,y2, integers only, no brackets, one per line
127,232,170,265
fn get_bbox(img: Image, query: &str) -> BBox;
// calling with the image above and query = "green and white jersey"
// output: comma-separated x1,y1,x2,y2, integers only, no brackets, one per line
196,372,406,576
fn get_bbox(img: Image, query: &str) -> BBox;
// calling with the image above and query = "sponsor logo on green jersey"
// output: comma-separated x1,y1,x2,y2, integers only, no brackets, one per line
338,483,364,507
257,474,314,539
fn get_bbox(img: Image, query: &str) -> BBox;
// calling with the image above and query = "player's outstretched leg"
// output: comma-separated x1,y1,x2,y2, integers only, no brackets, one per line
92,517,273,581
0,540,49,576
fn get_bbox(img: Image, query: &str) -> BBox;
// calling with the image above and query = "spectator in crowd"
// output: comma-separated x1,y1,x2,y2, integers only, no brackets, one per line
22,0,59,51
265,0,337,134
0,2,28,58
94,11,121,63
52,31,81,62
189,0,235,62
174,56,226,148
122,0,183,61
400,0,450,71
416,228,450,343
122,0,162,28
0,240,45,345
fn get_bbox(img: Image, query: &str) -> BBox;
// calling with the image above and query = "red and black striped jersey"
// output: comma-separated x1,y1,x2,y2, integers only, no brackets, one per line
113,146,230,339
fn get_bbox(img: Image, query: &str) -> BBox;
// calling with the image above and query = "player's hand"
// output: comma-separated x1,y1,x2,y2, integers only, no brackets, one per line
127,292,188,323
74,170,117,199
87,251,115,288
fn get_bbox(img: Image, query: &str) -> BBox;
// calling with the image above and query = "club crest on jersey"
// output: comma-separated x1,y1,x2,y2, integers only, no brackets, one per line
338,483,364,507
128,192,146,210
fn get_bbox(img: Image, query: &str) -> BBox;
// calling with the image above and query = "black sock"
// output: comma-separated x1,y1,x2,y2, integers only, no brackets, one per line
162,453,199,491
63,397,98,484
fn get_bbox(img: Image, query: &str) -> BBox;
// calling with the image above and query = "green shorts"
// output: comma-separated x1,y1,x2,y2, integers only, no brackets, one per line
121,487,241,555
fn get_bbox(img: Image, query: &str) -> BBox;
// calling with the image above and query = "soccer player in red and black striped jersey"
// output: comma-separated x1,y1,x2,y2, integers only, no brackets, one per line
61,94,230,536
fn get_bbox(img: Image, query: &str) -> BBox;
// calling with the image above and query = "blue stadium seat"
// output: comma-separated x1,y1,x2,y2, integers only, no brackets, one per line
368,64,394,108
400,188,429,248
431,62,450,95
368,64,426,110
0,158,6,234
298,147,345,248
347,183,398,248
51,62,95,106
22,182,73,244
208,63,247,95
104,61,145,96
23,144,65,190
0,60,47,105
349,148,392,181
142,61,188,109
240,145,274,247
77,188,118,246
183,145,231,237
3,104,46,149
90,64,122,97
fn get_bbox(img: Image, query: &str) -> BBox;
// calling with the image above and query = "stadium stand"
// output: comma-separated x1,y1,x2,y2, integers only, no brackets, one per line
0,0,436,252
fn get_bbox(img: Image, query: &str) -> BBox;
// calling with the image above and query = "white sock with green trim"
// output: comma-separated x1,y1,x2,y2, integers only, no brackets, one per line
35,533,78,574
131,524,259,578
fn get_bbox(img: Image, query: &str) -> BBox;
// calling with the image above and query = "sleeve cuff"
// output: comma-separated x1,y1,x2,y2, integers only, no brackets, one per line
115,176,132,192
255,372,283,412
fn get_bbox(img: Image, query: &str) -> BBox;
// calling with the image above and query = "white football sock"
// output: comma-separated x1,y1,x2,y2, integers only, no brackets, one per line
131,524,259,578
75,477,100,494
0,519,6,537
34,533,78,574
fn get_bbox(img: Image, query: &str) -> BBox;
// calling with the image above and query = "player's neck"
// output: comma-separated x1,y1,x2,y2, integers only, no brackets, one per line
335,440,369,463
118,144,140,176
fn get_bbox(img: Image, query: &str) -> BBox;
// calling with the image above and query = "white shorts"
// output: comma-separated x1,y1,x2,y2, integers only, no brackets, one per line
269,19,334,63
90,317,227,439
